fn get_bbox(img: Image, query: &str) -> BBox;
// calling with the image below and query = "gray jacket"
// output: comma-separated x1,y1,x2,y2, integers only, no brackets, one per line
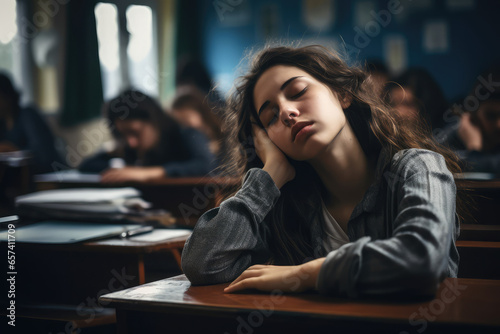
182,149,459,298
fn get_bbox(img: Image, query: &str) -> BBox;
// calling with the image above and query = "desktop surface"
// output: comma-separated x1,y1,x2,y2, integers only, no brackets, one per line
101,275,500,334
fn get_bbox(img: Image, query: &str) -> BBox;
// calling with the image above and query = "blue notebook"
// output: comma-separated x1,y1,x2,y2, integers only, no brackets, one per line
0,221,152,244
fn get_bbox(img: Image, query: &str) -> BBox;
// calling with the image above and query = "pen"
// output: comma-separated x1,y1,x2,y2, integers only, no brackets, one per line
121,225,154,238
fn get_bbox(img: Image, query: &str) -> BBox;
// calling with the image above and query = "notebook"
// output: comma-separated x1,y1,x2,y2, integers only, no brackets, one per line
0,221,152,244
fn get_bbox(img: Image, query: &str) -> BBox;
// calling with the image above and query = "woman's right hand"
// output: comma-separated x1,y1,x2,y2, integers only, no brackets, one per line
252,123,295,188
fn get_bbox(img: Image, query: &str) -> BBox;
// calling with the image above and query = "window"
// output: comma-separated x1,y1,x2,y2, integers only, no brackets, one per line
95,3,121,99
0,0,18,77
95,2,158,100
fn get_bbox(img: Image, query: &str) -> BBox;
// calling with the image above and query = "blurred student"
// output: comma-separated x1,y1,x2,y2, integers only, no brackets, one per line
175,57,224,108
79,89,216,182
0,72,61,174
171,86,224,163
439,67,500,173
387,68,449,131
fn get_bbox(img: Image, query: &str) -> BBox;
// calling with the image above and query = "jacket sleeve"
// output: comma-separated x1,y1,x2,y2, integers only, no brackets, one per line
317,150,458,298
163,127,217,177
182,168,280,285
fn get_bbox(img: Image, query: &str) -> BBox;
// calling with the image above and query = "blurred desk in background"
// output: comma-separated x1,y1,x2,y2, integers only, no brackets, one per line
455,177,500,225
0,226,191,305
35,171,240,226
0,223,190,332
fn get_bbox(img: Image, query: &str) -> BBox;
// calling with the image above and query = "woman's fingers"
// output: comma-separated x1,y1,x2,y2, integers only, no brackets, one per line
227,266,265,287
224,277,261,293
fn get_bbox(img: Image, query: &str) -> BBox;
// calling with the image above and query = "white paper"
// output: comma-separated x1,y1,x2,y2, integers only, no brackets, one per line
35,170,102,183
129,229,191,242
384,34,407,75
16,187,141,204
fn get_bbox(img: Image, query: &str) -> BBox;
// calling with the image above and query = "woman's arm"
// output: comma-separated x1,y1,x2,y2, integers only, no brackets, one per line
224,150,458,297
181,168,281,285
318,149,458,297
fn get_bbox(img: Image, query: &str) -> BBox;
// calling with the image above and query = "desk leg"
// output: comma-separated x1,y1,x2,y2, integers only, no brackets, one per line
137,254,145,284
170,248,182,270
115,309,129,334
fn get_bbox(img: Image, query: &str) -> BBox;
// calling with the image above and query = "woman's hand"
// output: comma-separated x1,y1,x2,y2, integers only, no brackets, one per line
224,258,325,294
252,123,295,188
458,113,482,151
100,166,165,183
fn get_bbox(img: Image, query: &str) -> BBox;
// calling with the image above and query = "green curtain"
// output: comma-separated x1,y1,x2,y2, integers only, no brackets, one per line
60,0,103,126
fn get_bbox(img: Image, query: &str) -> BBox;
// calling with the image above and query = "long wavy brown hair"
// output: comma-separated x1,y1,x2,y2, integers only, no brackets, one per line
218,45,466,265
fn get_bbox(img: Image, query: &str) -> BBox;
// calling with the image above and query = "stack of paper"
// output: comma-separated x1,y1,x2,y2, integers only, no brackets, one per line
15,188,151,222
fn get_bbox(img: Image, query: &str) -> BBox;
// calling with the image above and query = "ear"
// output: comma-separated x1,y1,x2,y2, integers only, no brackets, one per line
340,94,352,109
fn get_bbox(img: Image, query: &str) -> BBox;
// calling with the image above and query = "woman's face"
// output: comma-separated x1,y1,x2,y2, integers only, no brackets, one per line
389,86,420,122
114,119,159,154
253,65,349,161
172,107,204,130
475,100,500,149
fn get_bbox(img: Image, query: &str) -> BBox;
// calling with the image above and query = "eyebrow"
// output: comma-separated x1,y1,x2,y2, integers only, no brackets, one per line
258,76,304,116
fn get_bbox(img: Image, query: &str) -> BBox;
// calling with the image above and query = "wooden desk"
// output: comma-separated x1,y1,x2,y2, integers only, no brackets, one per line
101,275,500,334
0,229,190,305
456,179,500,225
0,154,33,216
459,223,500,241
36,175,240,226
0,303,116,333
457,240,500,279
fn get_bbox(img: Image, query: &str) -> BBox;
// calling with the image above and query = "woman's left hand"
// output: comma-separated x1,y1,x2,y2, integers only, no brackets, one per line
100,166,165,183
224,258,325,293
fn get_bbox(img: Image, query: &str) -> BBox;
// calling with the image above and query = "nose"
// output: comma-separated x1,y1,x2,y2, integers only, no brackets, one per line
280,105,299,127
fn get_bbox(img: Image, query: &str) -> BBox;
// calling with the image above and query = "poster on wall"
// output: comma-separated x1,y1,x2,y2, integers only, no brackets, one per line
384,34,407,75
423,20,449,54
257,4,280,40
354,0,376,27
303,0,335,32
396,0,433,23
446,0,475,10
214,0,251,27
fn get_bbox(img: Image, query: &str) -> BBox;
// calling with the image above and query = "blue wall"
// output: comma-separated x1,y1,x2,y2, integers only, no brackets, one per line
197,0,500,102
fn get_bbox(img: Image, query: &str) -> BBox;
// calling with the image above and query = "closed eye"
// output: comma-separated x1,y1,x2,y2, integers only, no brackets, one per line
291,87,307,99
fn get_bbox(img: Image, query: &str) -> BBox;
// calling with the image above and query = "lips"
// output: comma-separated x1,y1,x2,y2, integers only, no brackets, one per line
291,121,314,142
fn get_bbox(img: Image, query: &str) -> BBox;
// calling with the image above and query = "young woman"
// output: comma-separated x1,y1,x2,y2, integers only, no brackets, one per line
181,45,463,298
387,68,449,131
79,89,216,182
171,85,224,162
439,67,500,173
0,72,62,174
